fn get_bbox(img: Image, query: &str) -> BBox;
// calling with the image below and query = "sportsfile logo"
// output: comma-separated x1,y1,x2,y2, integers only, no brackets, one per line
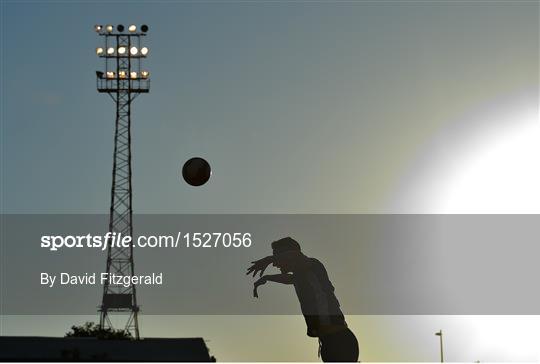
40,232,253,251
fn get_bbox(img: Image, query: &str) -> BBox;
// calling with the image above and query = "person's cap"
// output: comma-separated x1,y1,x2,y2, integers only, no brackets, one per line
271,237,301,256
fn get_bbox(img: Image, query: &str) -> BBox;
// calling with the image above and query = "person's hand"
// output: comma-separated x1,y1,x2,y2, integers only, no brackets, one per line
246,256,274,277
253,276,267,298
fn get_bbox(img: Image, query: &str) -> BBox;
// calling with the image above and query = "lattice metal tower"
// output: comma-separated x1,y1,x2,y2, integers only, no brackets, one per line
94,23,151,339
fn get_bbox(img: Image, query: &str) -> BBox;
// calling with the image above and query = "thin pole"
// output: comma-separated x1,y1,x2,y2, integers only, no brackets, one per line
435,330,444,362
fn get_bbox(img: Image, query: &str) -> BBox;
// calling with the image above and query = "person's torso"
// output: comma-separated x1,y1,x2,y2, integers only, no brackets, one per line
292,257,346,337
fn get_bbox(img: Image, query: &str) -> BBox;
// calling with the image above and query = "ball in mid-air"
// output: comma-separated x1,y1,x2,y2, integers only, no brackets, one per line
182,157,211,186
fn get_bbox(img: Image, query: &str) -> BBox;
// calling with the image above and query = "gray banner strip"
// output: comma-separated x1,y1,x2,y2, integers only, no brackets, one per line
1,214,538,314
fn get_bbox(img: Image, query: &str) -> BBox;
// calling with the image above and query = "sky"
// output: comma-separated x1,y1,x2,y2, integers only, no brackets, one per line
1,0,539,361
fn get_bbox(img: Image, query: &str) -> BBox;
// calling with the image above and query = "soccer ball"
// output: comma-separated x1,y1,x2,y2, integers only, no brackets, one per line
182,157,211,186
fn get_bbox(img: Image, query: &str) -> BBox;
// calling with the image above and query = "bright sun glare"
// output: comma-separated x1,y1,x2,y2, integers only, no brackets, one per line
436,109,540,213
390,95,540,360
393,95,540,214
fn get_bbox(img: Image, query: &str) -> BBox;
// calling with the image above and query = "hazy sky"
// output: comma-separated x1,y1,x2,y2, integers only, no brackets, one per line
1,0,539,361
3,0,537,214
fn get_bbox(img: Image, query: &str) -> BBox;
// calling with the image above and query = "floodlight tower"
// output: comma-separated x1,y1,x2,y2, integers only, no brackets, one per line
94,23,150,339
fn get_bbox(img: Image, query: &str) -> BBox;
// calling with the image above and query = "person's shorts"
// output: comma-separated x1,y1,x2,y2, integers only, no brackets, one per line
319,328,359,362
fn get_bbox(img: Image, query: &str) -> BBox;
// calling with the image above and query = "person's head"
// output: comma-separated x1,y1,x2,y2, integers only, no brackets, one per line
271,237,302,273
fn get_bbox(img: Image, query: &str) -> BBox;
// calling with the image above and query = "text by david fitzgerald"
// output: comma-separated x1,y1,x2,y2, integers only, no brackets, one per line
40,272,163,288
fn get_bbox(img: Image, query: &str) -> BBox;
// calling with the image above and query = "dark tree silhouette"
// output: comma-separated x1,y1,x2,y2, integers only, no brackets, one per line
65,322,132,340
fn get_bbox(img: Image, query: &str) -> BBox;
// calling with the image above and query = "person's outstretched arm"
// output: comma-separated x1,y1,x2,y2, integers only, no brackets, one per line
253,273,293,297
264,273,294,284
246,256,274,277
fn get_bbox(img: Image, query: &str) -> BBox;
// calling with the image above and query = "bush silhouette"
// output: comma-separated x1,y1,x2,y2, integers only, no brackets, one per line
65,322,132,340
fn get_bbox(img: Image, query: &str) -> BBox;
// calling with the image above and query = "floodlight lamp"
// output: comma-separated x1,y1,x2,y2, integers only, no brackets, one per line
141,70,149,79
94,25,103,33
140,47,148,56
107,47,115,55
117,24,125,32
96,47,104,55
119,71,127,79
106,71,115,79
140,24,148,32
118,46,127,55
130,46,138,55
128,25,137,32
106,25,113,32
130,71,138,79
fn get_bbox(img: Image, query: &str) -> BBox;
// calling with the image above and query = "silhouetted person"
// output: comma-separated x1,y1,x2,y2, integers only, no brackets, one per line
247,237,359,362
